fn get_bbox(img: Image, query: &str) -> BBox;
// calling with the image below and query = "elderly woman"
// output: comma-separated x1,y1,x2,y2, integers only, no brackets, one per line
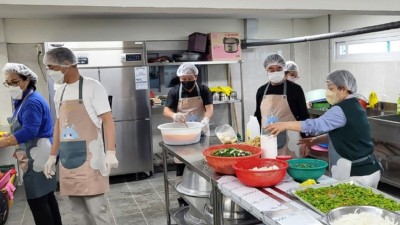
266,70,381,188
285,61,300,83
0,63,62,225
254,54,309,158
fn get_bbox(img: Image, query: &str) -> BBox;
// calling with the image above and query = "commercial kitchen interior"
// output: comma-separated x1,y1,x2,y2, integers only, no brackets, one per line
1,1,400,225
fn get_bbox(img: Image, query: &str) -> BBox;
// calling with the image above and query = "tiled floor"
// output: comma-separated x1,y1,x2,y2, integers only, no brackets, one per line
5,171,180,225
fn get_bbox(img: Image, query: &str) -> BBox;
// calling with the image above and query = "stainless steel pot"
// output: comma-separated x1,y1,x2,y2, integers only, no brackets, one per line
223,37,239,53
173,52,202,62
203,194,251,219
176,167,211,197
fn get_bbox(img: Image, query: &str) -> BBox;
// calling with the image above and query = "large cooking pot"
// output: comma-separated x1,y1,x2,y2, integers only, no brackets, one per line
203,194,251,219
176,167,211,197
223,37,239,53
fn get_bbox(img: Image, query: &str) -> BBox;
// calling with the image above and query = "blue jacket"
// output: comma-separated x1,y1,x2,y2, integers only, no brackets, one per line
12,89,53,144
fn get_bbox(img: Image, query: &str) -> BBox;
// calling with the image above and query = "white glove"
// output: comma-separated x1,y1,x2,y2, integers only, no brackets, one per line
201,117,210,126
173,113,185,123
44,155,57,179
104,151,119,176
201,117,210,135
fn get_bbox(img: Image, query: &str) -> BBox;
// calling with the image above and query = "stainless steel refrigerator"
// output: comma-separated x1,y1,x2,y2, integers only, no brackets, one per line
45,41,153,176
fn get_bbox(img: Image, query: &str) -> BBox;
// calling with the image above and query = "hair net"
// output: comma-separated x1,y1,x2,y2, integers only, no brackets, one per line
326,70,357,93
176,63,198,77
263,53,285,69
43,47,78,66
2,63,38,82
285,61,298,72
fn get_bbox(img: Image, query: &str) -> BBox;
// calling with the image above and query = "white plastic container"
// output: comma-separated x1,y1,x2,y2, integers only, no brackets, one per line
260,135,277,158
246,116,260,142
158,122,203,145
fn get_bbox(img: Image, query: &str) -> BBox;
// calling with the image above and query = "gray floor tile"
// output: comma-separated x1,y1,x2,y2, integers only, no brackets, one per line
114,213,147,225
143,210,168,225
135,193,165,213
127,180,157,196
108,196,140,217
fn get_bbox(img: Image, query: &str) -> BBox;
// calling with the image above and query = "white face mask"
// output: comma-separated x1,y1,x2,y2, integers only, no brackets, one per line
9,86,23,100
326,90,340,105
48,70,65,84
268,71,285,84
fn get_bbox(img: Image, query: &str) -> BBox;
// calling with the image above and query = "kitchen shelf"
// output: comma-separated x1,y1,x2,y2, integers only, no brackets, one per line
168,178,213,225
147,60,242,66
151,99,241,109
213,99,241,105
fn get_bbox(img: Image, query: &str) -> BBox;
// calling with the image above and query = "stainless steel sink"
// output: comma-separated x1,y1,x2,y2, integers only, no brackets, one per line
368,114,400,145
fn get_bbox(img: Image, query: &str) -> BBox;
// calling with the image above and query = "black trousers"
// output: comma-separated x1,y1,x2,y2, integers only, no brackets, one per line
27,191,62,225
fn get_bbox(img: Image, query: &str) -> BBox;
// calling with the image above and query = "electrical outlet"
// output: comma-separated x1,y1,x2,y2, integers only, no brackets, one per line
36,44,43,56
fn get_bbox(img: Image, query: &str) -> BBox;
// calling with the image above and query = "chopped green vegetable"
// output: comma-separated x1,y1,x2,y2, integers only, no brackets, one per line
295,183,400,213
294,163,315,168
212,148,252,157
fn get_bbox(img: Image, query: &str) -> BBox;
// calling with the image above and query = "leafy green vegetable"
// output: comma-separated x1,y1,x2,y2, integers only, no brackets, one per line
296,183,400,213
212,148,252,157
294,163,315,168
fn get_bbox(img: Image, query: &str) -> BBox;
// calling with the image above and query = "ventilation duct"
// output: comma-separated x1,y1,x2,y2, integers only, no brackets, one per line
242,20,400,48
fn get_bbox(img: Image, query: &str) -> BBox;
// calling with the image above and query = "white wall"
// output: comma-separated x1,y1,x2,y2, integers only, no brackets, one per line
3,19,243,43
329,15,400,103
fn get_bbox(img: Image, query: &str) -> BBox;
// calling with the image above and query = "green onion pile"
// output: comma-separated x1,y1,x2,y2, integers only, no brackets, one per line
296,183,400,213
212,148,252,157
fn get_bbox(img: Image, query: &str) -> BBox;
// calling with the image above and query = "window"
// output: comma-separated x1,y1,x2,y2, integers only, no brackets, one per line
333,30,400,61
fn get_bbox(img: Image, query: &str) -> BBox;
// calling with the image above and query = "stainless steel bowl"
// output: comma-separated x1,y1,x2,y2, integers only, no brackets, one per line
184,206,207,225
203,195,251,219
176,167,211,197
326,206,400,225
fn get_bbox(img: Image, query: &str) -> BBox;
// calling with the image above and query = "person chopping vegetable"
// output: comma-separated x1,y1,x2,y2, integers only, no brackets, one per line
266,70,381,188
254,54,309,158
163,62,214,175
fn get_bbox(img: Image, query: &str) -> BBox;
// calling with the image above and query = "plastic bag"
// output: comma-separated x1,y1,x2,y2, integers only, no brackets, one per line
215,124,238,144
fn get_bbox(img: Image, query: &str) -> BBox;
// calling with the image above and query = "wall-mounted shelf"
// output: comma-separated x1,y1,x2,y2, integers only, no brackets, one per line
152,99,241,109
147,60,241,66
213,99,241,105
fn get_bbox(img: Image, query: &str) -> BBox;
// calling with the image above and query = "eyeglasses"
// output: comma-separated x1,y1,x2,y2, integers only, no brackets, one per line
3,79,22,88
287,73,299,80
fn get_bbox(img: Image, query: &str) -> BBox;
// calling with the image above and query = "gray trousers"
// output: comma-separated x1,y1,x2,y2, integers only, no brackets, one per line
69,194,112,225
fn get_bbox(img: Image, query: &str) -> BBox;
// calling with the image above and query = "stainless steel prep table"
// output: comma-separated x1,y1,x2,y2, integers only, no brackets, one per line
160,137,327,225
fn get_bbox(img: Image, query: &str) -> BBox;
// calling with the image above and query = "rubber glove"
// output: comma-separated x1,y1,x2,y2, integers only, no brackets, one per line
173,113,185,123
44,155,57,179
104,151,119,176
201,117,210,136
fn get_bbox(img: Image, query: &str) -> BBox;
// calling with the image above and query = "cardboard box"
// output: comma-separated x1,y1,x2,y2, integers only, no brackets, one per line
207,32,242,61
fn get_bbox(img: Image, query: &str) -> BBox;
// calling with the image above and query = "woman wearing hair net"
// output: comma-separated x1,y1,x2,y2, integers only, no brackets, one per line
254,54,309,158
285,61,300,83
267,70,382,188
0,63,62,225
42,47,119,225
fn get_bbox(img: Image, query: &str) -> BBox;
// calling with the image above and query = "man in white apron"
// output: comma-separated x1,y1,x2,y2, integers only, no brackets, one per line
0,63,62,225
266,70,381,188
255,54,309,158
42,47,119,225
163,63,213,206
